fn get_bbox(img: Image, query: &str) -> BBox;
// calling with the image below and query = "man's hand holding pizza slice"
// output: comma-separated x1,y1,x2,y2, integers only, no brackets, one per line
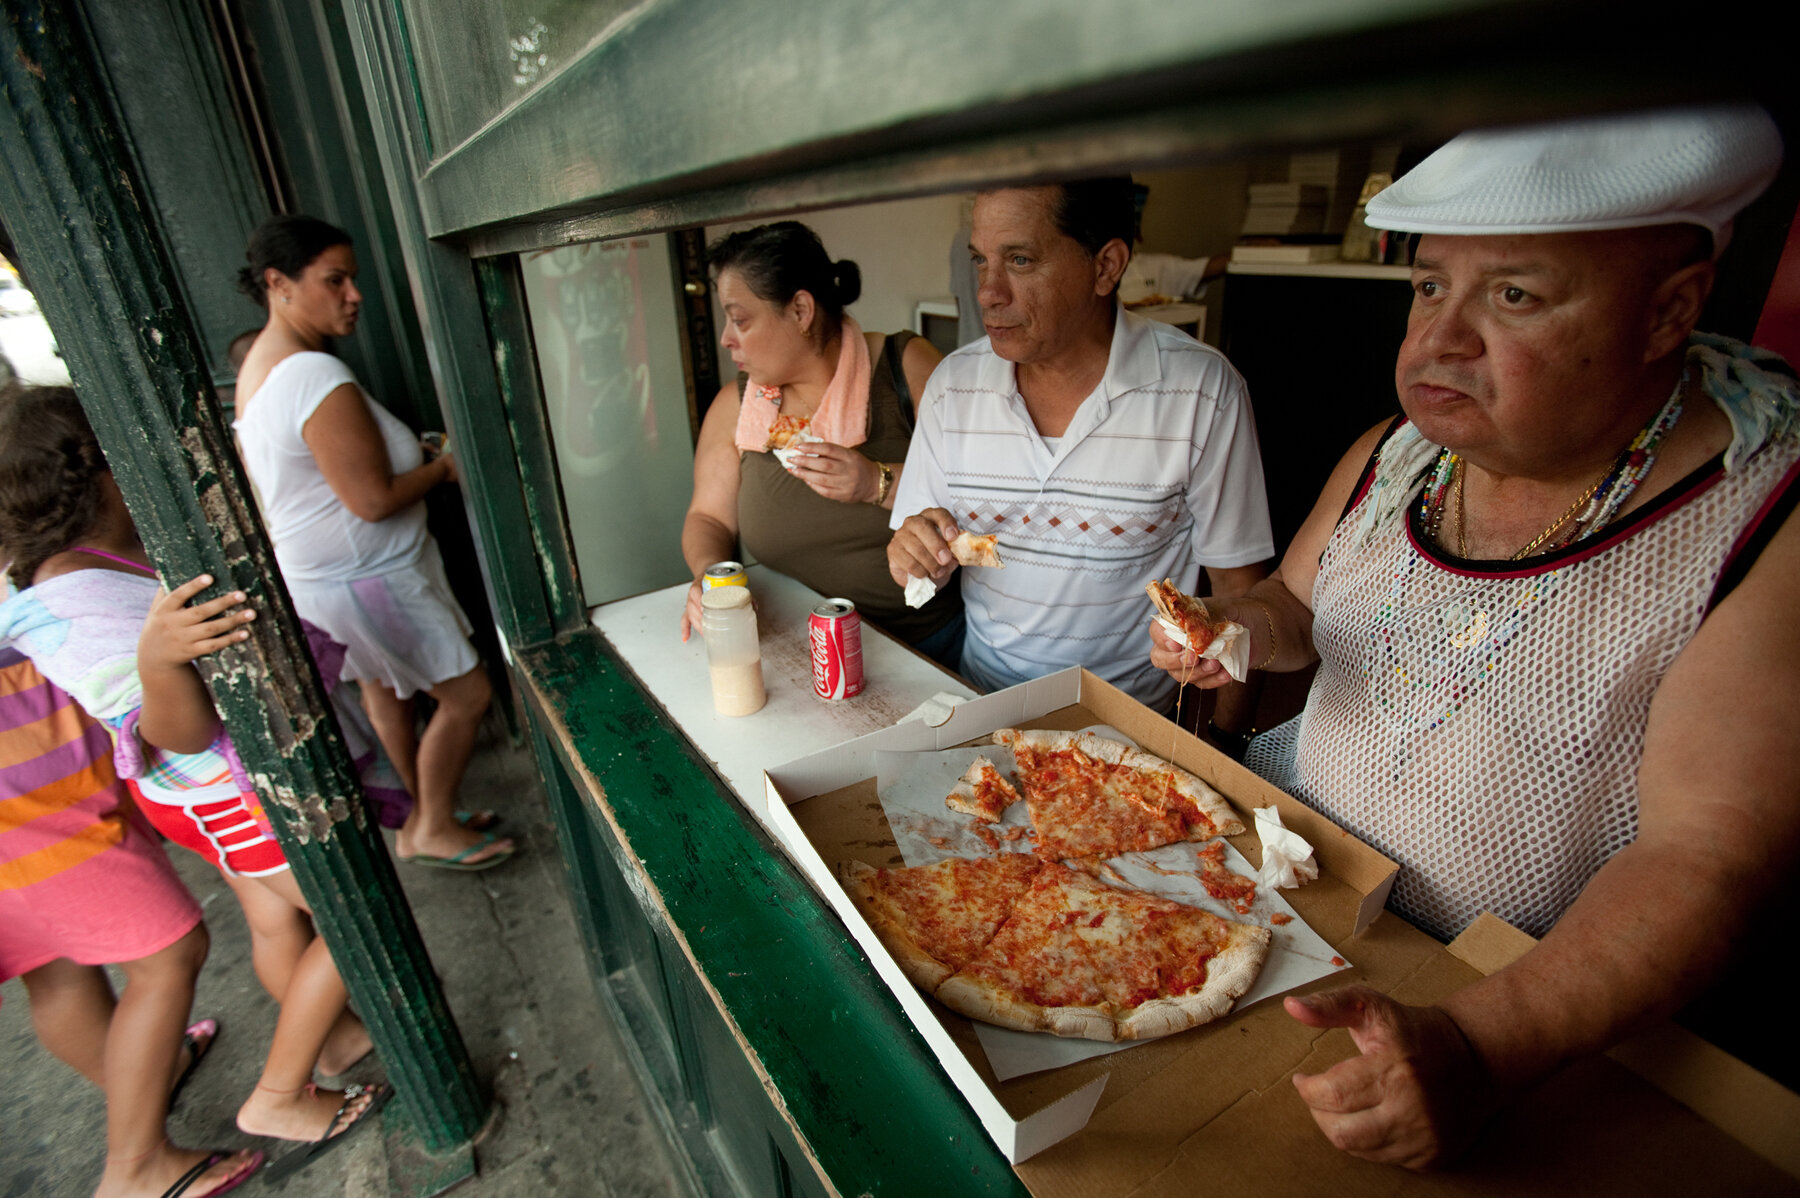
888,507,962,589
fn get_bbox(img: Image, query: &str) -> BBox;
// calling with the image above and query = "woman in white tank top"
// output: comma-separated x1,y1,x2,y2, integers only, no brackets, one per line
233,215,514,872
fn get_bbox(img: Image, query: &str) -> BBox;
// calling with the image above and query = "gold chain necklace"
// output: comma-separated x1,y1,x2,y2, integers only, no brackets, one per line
1454,459,1609,561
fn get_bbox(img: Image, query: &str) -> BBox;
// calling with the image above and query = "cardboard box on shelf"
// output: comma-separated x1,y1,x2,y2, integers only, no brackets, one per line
762,667,1800,1195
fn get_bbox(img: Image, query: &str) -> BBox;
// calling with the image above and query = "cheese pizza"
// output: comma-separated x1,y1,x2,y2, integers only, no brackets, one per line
992,728,1243,862
944,755,1023,824
765,413,811,451
841,854,1269,1041
948,531,1004,568
1145,577,1252,682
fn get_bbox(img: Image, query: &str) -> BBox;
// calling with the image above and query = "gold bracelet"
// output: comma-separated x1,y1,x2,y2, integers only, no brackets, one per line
870,461,893,506
1248,599,1278,670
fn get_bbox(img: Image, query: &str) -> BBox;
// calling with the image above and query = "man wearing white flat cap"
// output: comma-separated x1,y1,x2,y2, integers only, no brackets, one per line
1149,104,1799,1166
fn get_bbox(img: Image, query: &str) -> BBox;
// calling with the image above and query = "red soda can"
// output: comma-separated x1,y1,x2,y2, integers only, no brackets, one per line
808,599,864,700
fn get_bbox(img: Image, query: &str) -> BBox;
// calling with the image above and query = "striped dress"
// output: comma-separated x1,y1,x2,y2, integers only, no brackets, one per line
0,647,201,987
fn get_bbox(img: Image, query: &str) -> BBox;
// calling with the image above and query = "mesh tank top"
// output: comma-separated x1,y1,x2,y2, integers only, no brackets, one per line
1291,355,1800,940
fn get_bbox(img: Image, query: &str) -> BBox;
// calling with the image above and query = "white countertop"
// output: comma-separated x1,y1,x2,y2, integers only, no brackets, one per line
589,567,974,823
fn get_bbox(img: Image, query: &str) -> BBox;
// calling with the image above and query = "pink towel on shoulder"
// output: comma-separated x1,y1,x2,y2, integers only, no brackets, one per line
733,317,871,451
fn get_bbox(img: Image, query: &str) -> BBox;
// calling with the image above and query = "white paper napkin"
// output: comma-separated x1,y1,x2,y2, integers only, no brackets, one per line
1254,805,1319,890
1155,615,1251,682
895,691,967,728
903,574,938,609
772,430,827,471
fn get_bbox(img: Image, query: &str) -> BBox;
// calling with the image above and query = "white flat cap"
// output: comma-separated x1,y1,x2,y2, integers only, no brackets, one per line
1366,104,1783,254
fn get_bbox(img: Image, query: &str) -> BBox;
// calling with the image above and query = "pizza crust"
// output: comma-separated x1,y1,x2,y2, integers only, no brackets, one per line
1114,920,1271,1040
837,860,955,991
991,727,1245,838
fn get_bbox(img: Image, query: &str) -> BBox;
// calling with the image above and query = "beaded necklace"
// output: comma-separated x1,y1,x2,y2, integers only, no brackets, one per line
1417,372,1687,560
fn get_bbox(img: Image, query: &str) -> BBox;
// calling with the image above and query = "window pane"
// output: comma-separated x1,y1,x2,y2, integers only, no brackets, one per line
396,0,637,151
519,235,696,606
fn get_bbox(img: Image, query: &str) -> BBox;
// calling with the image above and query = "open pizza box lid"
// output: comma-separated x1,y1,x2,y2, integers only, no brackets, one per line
762,668,1800,1192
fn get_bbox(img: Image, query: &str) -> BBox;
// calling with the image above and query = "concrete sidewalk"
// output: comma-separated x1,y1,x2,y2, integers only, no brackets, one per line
1,722,698,1198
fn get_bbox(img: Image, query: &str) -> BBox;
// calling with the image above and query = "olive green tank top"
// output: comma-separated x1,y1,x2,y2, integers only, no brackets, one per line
737,330,960,643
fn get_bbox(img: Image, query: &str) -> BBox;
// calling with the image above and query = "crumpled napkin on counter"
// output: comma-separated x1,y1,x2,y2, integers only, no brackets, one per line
1254,805,1319,889
895,691,967,727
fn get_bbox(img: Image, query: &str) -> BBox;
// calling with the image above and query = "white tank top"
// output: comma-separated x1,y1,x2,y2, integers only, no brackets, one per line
233,352,428,582
1290,407,1800,940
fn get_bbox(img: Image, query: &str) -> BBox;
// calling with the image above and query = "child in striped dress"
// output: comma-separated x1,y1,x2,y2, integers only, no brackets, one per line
1,645,262,1198
0,385,386,1171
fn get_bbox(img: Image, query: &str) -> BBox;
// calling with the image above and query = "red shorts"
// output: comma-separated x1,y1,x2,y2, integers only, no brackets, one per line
127,778,288,878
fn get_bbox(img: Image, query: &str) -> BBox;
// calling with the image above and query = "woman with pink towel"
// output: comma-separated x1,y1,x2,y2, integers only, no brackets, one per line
679,222,960,665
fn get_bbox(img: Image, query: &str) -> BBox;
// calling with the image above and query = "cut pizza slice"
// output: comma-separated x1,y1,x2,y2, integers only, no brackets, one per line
1145,577,1252,682
1053,865,1269,1040
934,861,1114,1039
765,413,812,451
838,854,1042,990
944,755,1023,824
949,531,1004,569
932,860,1271,1041
993,728,1245,862
1145,577,1221,655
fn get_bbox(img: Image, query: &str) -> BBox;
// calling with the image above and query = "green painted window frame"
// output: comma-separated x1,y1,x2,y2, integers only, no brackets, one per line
333,0,1788,1192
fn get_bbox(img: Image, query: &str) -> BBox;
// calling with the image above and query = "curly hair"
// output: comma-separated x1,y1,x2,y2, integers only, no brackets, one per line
0,383,109,591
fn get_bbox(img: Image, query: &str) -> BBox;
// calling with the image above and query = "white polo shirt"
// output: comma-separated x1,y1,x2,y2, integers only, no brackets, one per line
891,307,1272,708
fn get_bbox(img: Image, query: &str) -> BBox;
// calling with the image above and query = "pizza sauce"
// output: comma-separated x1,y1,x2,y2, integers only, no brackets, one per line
1196,841,1258,914
852,855,1260,1037
1013,744,1224,861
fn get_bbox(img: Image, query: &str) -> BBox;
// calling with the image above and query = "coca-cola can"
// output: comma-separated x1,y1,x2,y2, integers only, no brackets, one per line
808,599,864,700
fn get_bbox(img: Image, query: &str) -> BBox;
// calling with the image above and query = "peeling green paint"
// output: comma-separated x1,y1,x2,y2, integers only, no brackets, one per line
0,0,485,1162
520,632,1028,1196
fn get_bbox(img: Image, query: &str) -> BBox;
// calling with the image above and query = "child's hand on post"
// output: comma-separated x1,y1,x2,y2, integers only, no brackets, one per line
138,574,256,671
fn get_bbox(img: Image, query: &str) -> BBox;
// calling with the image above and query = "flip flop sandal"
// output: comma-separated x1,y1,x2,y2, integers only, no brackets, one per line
261,1081,393,1184
168,1018,218,1109
158,1148,264,1198
456,809,501,832
397,830,516,872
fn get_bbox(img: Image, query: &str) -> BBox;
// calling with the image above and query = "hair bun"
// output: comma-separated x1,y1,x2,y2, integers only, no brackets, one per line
832,258,862,307
234,264,266,306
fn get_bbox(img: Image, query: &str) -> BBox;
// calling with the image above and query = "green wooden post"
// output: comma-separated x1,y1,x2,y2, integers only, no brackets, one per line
0,1,487,1162
471,256,587,633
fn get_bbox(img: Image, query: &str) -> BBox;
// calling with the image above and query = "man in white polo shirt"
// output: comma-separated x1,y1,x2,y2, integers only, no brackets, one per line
886,178,1272,710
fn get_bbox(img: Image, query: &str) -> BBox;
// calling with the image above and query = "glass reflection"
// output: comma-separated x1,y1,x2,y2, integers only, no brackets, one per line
520,236,696,605
396,0,637,150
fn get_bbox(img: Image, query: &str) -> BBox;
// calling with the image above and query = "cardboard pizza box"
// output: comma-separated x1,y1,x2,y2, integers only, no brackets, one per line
762,667,1800,1194
761,666,1400,1164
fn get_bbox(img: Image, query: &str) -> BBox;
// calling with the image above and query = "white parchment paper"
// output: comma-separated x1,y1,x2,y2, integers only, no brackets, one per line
871,726,1352,1081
